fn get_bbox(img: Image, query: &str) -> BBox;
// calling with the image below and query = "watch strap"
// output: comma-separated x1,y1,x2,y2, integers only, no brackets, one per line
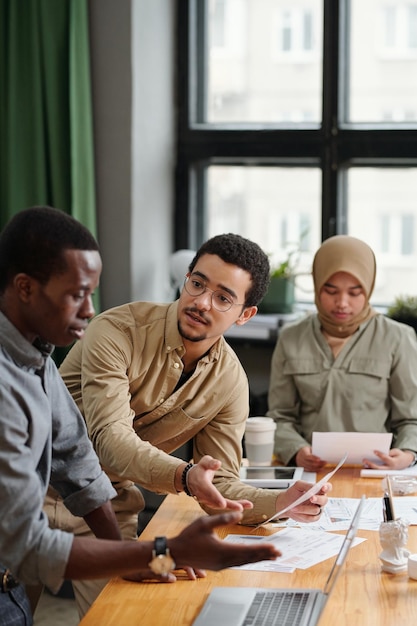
154,536,167,556
149,536,176,576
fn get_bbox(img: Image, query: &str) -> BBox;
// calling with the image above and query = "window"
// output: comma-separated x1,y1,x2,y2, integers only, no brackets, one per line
176,0,417,306
380,213,415,257
351,0,417,122
379,2,417,55
211,0,226,48
207,165,320,278
274,8,317,57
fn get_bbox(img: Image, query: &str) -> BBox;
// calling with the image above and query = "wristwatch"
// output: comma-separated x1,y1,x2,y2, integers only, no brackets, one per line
148,536,176,576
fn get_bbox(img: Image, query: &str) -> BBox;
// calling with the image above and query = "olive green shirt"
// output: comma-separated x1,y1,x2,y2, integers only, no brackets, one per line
60,301,279,524
268,314,417,464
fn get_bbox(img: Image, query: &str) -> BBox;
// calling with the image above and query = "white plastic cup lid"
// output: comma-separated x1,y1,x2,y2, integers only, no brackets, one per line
245,417,276,432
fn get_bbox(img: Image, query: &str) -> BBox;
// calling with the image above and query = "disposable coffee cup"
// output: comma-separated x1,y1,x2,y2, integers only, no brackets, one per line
408,553,417,580
244,417,276,466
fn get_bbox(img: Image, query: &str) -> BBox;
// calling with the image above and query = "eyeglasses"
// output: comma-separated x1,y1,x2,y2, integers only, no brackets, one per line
183,276,244,312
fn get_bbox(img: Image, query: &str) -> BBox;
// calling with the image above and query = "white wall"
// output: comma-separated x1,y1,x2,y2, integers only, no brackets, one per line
89,0,175,310
131,0,175,304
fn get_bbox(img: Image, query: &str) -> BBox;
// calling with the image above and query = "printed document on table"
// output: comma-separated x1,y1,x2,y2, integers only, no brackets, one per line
255,453,348,528
312,432,392,464
282,497,417,531
285,498,381,531
224,527,365,572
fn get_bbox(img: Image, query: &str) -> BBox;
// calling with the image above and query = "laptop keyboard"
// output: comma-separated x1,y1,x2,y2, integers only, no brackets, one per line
242,591,310,626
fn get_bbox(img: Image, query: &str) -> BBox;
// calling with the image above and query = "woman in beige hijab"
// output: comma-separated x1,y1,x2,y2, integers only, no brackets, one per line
268,235,417,472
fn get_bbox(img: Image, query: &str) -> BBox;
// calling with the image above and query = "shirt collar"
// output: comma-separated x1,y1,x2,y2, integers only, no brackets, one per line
165,301,186,355
0,311,54,370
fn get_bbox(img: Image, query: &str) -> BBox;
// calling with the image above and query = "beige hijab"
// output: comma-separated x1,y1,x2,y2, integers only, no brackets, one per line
313,235,377,338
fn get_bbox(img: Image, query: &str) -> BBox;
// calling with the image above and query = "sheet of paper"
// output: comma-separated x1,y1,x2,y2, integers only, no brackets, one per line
255,453,348,528
281,497,417,531
224,527,365,572
312,432,392,464
389,497,417,524
286,497,382,531
360,466,417,478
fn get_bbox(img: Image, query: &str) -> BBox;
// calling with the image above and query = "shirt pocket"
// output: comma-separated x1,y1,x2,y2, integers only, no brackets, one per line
345,358,391,405
283,358,326,410
134,406,208,451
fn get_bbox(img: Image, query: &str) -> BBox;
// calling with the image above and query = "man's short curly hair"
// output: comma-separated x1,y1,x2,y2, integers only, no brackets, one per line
189,233,270,308
0,206,99,294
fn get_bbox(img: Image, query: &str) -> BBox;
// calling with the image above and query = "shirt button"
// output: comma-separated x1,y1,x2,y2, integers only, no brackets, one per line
174,362,180,369
160,398,165,403
167,346,171,351
262,514,268,520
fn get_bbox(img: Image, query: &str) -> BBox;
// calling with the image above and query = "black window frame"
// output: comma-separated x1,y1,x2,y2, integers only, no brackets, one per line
174,0,417,251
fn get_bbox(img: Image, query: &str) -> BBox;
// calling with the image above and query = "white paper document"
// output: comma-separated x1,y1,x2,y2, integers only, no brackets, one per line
224,527,365,572
284,497,417,531
312,431,392,464
255,453,347,528
360,465,417,478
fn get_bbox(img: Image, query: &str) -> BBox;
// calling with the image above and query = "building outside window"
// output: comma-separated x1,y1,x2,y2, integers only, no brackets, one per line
176,0,417,306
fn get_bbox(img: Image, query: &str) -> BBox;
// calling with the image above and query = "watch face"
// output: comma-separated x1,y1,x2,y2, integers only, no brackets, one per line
149,553,176,576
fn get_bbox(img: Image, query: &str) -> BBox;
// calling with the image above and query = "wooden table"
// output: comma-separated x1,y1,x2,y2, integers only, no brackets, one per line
79,468,417,625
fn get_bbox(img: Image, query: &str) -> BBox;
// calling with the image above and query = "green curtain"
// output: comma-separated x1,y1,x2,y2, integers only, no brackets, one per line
0,0,97,232
0,0,100,361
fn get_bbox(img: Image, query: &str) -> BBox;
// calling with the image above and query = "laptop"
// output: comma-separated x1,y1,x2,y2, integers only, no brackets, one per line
192,496,365,626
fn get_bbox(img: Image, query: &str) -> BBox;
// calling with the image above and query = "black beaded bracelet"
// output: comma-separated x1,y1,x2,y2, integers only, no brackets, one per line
181,462,194,497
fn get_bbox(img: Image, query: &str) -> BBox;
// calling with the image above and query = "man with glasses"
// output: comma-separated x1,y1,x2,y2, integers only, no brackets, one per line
47,233,330,616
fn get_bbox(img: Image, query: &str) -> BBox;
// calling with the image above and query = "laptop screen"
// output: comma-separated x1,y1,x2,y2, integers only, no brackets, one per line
323,495,365,596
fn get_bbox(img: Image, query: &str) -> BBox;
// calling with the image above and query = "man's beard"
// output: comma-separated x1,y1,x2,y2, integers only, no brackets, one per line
177,320,207,343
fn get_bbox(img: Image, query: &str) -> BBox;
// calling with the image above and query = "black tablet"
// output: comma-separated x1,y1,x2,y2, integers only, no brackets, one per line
239,466,304,488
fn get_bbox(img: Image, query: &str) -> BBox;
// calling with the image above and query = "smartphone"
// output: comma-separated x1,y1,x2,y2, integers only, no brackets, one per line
239,466,304,488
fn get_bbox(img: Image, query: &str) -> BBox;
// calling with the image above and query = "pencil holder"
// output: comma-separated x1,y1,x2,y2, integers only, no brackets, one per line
379,518,410,573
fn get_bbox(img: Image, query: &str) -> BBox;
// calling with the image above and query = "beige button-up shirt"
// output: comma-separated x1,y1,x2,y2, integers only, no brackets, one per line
60,301,279,524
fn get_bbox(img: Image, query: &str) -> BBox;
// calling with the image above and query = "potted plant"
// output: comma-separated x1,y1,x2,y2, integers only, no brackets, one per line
386,295,417,332
259,246,299,314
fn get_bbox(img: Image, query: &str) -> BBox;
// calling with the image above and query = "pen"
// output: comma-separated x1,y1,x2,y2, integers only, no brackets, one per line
382,476,396,522
383,494,393,521
386,475,396,521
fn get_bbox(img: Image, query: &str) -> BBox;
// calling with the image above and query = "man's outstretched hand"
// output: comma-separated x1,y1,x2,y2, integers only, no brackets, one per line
170,511,280,572
124,511,280,584
184,456,253,511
